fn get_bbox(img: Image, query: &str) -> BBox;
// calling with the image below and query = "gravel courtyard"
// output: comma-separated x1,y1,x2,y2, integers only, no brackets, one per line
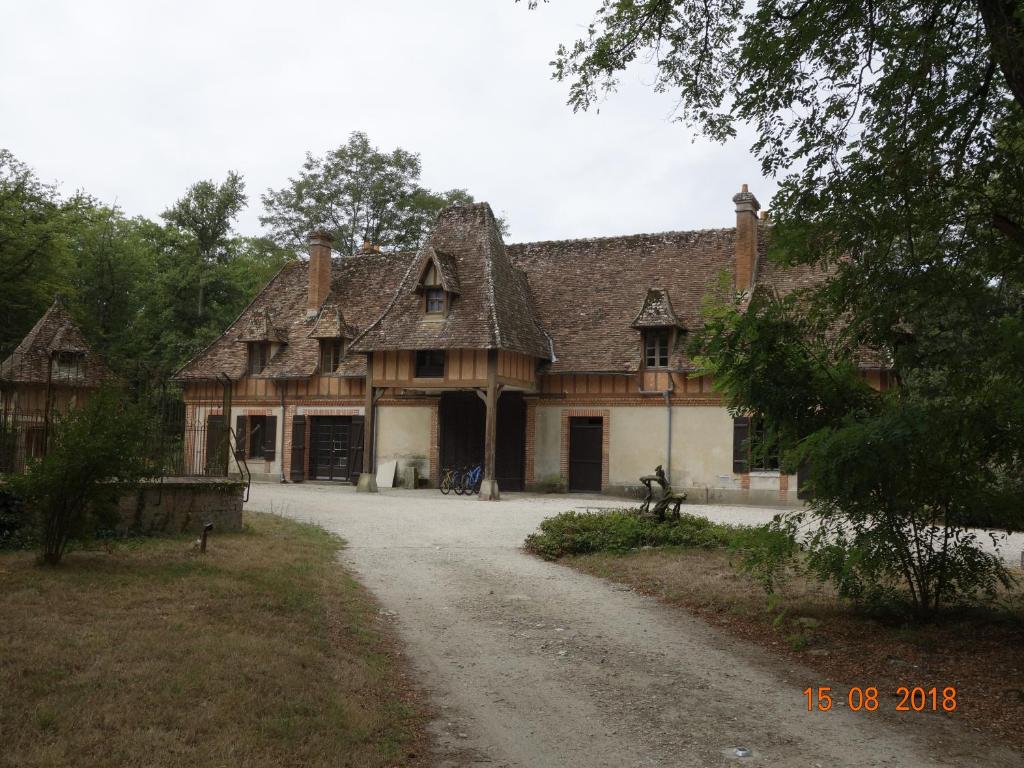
246,483,1021,768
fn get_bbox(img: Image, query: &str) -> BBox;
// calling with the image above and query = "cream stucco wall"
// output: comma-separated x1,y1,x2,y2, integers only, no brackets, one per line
375,405,432,480
533,404,793,497
608,405,736,489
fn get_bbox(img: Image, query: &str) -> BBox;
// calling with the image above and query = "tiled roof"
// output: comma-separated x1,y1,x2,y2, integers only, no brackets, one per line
349,203,551,358
176,208,868,382
174,251,413,381
508,228,746,373
0,297,114,387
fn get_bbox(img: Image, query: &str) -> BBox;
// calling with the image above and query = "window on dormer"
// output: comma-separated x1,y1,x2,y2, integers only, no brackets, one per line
644,329,670,368
425,288,446,315
320,339,344,372
248,342,270,375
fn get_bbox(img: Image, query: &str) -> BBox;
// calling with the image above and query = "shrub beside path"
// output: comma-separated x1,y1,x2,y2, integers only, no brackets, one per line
249,483,1022,768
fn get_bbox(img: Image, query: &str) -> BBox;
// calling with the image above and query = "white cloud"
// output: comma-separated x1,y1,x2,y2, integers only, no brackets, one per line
0,0,776,242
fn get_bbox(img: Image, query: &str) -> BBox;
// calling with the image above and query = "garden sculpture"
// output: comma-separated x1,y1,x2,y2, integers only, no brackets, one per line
637,465,687,521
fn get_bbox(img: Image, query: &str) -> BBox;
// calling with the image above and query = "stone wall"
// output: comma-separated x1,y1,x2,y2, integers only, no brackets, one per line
117,478,245,535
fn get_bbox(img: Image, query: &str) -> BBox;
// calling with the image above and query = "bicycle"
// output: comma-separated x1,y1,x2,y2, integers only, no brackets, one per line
439,466,462,495
461,463,483,495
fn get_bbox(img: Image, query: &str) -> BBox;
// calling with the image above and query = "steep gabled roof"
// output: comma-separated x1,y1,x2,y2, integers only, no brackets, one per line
237,308,288,343
173,251,413,382
350,203,551,359
413,246,461,295
0,297,114,387
507,228,747,373
307,300,357,340
631,288,684,329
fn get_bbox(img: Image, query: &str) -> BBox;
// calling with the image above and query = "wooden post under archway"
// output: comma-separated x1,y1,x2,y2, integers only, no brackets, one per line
356,352,379,492
479,349,500,501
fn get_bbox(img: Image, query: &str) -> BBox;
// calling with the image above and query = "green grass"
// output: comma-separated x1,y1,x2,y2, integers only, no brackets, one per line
0,512,426,767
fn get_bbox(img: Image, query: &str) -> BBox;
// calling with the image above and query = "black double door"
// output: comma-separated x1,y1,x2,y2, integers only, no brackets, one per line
438,391,525,491
569,416,603,492
310,416,355,481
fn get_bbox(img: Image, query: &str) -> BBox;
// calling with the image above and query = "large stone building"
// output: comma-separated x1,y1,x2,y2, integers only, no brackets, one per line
174,187,890,503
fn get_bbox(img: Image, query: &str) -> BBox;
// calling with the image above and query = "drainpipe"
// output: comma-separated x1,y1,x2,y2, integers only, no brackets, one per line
636,371,676,485
279,385,287,483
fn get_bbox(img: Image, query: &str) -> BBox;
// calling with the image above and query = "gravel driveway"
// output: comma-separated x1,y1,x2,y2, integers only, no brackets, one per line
246,483,1021,768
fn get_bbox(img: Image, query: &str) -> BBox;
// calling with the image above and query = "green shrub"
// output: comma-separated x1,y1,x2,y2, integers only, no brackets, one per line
523,508,735,560
0,486,31,550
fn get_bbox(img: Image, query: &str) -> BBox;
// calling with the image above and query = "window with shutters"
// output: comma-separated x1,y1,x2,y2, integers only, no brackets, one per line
415,350,445,378
319,339,344,372
238,415,277,461
644,329,670,368
732,415,780,473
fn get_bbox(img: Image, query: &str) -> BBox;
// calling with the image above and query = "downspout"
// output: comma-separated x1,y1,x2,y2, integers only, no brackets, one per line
636,369,676,483
279,385,287,483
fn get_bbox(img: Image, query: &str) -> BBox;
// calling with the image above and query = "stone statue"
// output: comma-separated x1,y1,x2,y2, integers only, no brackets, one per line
637,464,686,521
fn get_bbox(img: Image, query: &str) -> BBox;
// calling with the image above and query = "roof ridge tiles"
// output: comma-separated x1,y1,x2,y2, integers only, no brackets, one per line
508,226,736,250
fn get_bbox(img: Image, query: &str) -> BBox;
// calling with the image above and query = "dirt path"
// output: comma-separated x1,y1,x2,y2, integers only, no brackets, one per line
247,484,1022,768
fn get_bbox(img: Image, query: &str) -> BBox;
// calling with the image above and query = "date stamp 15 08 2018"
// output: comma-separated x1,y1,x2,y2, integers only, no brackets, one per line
804,686,958,713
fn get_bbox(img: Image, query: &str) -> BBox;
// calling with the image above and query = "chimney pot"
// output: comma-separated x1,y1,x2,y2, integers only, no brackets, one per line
741,183,749,193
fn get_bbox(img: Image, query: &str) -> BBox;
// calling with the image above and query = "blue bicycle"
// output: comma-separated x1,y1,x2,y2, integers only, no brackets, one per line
461,463,483,495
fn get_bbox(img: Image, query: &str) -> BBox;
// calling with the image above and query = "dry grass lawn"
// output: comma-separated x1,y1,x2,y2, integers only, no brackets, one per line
570,547,1024,752
0,512,428,767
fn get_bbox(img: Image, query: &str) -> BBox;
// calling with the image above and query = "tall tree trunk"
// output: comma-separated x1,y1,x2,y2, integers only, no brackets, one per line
978,0,1024,110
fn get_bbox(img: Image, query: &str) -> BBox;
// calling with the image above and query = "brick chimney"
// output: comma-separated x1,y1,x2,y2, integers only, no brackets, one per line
732,184,761,293
307,231,333,316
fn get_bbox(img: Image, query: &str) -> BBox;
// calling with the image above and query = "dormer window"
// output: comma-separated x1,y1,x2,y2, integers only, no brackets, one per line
644,329,670,368
248,342,270,375
415,247,459,317
53,351,83,378
425,288,446,315
320,338,344,372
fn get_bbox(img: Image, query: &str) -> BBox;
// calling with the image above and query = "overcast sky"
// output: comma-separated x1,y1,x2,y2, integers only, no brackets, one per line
0,1,776,244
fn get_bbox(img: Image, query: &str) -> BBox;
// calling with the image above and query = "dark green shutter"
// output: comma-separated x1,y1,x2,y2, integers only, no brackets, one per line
732,416,750,473
263,416,277,462
290,415,306,482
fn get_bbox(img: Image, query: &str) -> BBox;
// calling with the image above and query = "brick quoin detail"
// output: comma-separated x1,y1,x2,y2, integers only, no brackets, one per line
429,400,440,486
559,408,610,491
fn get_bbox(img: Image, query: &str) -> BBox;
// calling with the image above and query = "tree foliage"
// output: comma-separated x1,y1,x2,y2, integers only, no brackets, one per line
541,1,1024,613
261,131,504,255
9,387,156,565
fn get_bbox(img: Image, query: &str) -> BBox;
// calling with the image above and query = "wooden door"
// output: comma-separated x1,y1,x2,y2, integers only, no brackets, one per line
569,416,602,492
310,417,352,481
496,391,525,491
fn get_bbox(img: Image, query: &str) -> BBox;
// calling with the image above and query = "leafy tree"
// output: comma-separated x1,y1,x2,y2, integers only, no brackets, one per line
538,1,1024,613
162,171,247,322
261,132,504,254
9,387,156,565
0,150,69,356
